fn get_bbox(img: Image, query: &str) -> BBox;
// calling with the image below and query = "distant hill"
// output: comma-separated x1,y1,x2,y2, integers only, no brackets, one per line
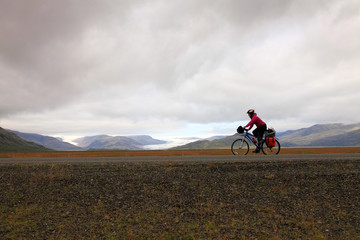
170,134,240,150
170,123,360,149
309,129,360,146
278,123,360,147
204,136,228,141
10,130,83,151
72,135,108,149
0,127,51,152
126,135,167,146
74,135,167,150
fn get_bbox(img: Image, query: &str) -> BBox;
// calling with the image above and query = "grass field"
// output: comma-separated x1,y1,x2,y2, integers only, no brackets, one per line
1,151,360,239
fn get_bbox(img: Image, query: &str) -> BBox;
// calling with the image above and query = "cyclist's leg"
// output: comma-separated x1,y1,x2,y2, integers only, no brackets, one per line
252,128,260,153
253,124,267,152
254,124,267,143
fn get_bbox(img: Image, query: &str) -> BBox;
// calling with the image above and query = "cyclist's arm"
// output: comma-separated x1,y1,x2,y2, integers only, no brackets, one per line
244,122,254,130
245,115,259,130
244,126,252,131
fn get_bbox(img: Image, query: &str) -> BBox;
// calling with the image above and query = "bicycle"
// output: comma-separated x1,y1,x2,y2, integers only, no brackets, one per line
231,126,281,155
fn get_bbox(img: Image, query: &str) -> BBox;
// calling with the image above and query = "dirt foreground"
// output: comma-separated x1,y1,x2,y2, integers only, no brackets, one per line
1,158,360,239
1,147,360,239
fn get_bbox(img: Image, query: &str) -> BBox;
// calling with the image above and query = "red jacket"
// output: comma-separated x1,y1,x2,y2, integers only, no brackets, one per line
245,113,266,130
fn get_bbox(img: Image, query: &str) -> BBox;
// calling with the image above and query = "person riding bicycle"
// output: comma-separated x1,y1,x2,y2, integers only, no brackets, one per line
244,109,267,153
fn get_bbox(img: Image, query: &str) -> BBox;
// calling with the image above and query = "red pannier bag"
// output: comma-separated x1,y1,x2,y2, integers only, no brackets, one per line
266,136,276,148
265,128,276,147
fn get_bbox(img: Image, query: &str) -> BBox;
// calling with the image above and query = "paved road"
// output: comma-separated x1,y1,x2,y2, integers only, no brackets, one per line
1,153,360,164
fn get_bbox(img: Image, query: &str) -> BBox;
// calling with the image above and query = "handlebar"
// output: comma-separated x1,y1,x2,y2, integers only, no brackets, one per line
237,126,250,134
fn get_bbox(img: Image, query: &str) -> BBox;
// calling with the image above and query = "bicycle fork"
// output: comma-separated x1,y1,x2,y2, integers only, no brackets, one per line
239,137,246,148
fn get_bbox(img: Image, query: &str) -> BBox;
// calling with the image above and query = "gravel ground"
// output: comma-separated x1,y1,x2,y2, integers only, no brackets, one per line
1,156,359,239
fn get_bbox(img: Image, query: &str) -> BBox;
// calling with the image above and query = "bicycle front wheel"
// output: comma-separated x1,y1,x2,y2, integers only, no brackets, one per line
231,138,249,155
261,139,281,155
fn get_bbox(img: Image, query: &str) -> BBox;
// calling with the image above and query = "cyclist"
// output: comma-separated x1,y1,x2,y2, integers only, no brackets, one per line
244,109,267,153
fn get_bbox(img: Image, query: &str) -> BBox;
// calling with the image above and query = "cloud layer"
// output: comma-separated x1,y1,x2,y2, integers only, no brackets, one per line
1,0,360,138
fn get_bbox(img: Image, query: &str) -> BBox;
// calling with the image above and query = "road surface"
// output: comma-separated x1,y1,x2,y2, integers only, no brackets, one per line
1,153,360,164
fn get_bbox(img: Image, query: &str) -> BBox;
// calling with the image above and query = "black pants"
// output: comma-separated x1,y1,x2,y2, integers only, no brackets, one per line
253,124,267,142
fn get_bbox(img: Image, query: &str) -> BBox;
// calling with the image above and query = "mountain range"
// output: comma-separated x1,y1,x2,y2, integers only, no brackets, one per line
277,123,360,147
1,128,167,152
1,123,359,152
0,127,51,152
73,135,166,150
9,130,83,151
4,129,167,151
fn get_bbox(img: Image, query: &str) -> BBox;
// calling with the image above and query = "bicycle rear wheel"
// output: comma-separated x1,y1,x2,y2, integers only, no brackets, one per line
231,138,249,155
260,139,281,155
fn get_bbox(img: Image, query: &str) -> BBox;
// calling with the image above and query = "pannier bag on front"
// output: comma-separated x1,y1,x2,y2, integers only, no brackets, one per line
237,126,244,134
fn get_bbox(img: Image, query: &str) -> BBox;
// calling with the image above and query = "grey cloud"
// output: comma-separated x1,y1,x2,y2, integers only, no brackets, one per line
1,0,360,137
0,0,136,114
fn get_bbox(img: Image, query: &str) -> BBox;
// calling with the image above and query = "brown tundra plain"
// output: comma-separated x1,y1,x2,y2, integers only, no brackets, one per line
0,147,360,239
1,146,360,158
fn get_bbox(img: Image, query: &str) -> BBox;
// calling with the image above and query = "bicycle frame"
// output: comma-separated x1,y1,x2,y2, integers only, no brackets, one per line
238,131,261,149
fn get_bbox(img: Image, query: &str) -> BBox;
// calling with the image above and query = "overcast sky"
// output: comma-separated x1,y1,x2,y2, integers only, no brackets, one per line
1,0,360,141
